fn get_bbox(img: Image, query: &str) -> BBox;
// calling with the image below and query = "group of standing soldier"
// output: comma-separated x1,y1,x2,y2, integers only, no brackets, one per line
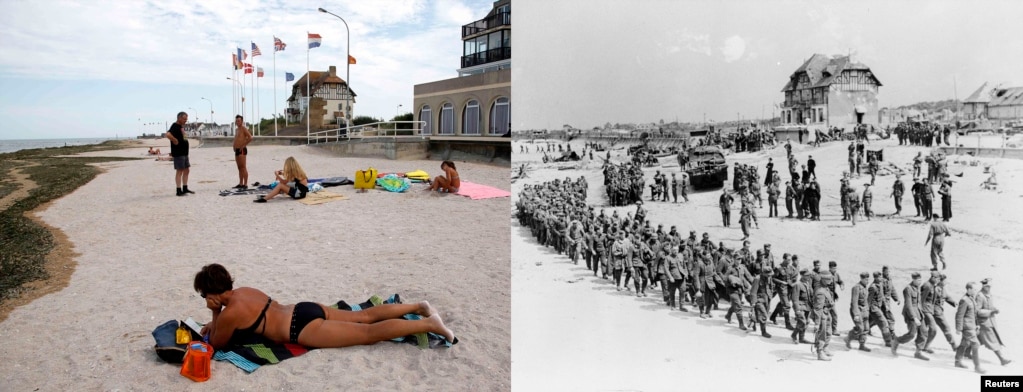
603,162,645,206
647,169,689,203
895,122,952,147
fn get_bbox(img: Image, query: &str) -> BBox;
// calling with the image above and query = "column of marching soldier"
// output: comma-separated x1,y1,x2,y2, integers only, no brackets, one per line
516,164,1010,372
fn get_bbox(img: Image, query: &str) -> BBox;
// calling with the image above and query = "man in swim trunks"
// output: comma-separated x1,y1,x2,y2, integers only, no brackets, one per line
193,263,456,349
233,115,253,189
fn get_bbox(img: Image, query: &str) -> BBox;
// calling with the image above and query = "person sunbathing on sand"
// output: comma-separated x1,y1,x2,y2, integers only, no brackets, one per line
255,156,309,203
427,160,460,193
194,263,457,349
148,147,162,155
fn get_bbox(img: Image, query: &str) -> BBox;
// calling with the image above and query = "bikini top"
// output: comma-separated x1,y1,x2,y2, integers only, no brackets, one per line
231,298,272,343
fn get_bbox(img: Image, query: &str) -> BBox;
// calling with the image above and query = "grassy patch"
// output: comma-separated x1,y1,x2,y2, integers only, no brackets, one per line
0,140,139,302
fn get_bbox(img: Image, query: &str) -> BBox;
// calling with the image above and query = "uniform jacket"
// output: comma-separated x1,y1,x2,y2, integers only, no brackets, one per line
975,293,996,329
791,279,812,312
751,274,773,302
903,284,923,322
695,260,718,291
932,283,956,314
813,287,834,321
868,282,885,313
920,280,937,315
882,276,900,304
850,282,869,318
955,294,978,333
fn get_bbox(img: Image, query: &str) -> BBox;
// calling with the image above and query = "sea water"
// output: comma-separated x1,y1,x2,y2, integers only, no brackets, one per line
0,137,120,154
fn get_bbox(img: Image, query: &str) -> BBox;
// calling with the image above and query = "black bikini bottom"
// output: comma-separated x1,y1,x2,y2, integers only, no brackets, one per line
290,302,326,344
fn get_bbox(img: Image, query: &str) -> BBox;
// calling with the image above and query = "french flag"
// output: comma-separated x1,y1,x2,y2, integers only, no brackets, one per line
308,33,322,49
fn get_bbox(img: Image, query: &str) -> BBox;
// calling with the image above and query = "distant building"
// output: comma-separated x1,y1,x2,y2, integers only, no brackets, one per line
961,82,990,121
780,54,882,138
286,65,357,128
413,0,511,136
960,83,1023,126
987,87,1023,124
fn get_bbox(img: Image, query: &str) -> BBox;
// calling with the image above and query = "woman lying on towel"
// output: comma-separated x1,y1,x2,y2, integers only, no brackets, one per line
427,160,460,193
255,156,309,203
193,263,457,349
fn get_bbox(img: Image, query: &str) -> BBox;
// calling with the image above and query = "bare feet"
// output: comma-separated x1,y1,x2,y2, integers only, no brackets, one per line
427,313,456,343
419,301,437,317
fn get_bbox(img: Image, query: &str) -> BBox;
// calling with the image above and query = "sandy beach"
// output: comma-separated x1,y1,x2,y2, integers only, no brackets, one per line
511,137,1022,391
0,140,510,391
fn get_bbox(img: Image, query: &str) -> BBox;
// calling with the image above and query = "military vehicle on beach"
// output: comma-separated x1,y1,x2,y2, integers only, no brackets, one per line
686,145,728,188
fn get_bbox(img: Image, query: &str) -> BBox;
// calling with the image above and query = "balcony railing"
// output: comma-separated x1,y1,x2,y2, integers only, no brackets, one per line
461,47,511,69
462,11,511,38
783,98,827,108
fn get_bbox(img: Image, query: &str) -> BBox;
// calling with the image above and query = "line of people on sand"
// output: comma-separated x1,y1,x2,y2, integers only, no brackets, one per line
895,122,952,147
515,174,1011,372
160,111,461,201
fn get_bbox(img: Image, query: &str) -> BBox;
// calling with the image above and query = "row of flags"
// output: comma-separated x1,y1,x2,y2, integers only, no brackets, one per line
230,34,355,78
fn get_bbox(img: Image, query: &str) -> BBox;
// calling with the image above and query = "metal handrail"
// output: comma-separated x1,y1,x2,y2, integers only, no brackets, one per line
308,120,428,144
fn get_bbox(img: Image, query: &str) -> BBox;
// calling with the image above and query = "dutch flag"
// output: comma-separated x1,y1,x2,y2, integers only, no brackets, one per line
308,33,322,49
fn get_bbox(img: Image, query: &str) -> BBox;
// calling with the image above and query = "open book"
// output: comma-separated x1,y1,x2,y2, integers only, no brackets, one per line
183,317,204,337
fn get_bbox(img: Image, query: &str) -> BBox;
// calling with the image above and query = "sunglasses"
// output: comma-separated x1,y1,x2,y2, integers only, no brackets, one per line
200,292,207,299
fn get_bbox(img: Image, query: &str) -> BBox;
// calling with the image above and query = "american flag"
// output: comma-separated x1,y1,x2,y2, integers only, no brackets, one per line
251,42,261,57
274,37,286,52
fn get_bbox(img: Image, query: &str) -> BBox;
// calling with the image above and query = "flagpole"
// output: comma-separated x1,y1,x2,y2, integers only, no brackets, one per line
254,42,261,136
274,36,278,136
241,53,246,121
306,32,310,141
231,62,236,136
250,50,255,135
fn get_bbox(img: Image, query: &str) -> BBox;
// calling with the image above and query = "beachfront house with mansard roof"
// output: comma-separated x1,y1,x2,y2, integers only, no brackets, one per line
779,53,882,141
286,65,356,128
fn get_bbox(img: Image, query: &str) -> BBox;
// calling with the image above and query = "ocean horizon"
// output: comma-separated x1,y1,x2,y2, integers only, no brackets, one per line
0,137,124,154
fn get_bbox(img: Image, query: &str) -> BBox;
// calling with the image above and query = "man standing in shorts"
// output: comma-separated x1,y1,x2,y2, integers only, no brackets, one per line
165,111,193,196
233,115,253,189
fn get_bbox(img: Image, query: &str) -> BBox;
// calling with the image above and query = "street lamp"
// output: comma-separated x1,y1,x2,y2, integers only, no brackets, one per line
201,97,213,125
318,7,351,129
396,104,403,118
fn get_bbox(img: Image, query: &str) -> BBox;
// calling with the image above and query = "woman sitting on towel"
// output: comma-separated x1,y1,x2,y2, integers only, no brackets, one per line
194,263,457,349
256,156,309,203
427,160,460,193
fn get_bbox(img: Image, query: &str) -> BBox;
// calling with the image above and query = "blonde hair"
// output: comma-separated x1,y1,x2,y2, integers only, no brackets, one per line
282,157,308,181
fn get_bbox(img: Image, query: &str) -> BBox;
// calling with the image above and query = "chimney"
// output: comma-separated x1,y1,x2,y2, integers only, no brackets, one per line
329,66,337,77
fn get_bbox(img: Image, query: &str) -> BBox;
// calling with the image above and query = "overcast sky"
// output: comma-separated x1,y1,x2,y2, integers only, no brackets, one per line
513,0,1023,131
0,0,493,139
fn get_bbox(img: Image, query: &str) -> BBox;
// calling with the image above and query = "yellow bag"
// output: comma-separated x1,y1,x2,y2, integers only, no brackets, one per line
354,167,378,190
405,169,430,181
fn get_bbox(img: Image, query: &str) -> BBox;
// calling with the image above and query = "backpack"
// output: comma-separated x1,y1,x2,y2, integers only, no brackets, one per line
152,320,202,363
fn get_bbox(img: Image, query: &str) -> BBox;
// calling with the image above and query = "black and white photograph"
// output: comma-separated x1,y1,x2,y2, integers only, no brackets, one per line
511,1,1023,390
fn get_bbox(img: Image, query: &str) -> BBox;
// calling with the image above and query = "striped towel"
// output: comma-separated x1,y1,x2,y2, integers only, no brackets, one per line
213,294,452,373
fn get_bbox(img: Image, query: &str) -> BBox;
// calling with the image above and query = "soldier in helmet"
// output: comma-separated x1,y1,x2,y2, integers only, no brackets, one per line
751,264,774,338
814,272,836,360
868,271,894,347
790,269,813,344
892,272,930,361
845,272,873,352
